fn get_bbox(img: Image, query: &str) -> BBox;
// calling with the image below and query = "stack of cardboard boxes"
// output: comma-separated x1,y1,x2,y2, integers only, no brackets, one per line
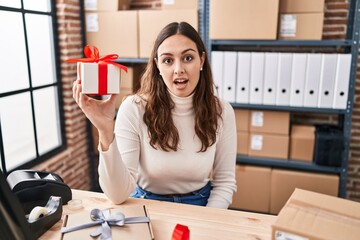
248,111,290,159
84,0,198,59
231,110,339,214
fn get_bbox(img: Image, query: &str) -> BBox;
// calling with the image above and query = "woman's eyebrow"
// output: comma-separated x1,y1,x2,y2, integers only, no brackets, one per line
159,48,196,57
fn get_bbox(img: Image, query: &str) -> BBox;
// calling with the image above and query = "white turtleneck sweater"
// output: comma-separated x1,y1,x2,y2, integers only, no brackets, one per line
98,92,237,209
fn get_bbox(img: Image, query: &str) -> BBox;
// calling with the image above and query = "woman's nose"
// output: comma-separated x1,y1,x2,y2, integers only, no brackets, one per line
174,62,184,75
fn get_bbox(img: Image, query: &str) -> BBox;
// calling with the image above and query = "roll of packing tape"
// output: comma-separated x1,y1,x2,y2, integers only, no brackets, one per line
67,199,83,210
28,206,48,221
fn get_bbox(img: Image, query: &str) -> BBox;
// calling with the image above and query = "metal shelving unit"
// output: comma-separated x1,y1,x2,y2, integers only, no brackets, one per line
204,0,360,198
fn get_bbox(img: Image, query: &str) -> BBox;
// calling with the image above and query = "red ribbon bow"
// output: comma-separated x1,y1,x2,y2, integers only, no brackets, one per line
171,224,190,240
66,45,128,73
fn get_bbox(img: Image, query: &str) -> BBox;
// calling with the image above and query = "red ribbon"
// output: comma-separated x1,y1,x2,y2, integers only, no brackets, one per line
171,224,190,240
66,45,128,73
67,45,128,95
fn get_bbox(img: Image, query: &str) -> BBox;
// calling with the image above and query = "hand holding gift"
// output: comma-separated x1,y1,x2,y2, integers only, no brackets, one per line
67,45,128,150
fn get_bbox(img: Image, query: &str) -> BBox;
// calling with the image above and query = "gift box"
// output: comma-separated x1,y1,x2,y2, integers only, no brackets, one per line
77,62,120,95
67,45,128,96
61,205,154,240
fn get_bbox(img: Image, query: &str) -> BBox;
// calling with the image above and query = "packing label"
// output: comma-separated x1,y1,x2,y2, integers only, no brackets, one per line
280,14,297,37
84,0,97,10
251,135,263,150
163,0,175,5
86,13,99,32
251,111,264,127
275,230,309,240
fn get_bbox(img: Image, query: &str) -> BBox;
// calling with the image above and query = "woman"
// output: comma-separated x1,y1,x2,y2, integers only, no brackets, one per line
73,22,237,209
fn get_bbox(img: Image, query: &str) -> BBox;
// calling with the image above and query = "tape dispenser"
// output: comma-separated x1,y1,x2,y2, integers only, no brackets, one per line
1,169,65,239
7,169,72,213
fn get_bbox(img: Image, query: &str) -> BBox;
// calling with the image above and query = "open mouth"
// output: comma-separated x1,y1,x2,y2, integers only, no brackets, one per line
174,79,189,85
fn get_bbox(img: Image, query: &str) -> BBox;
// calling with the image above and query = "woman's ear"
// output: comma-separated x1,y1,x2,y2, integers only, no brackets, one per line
154,57,159,69
200,52,206,68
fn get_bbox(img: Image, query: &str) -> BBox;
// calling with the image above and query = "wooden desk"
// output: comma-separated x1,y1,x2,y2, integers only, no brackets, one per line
41,189,276,240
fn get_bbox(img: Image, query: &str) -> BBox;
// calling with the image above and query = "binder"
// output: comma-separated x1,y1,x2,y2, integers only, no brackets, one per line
276,53,293,106
304,53,322,108
318,54,337,108
236,52,251,104
263,52,279,105
249,52,265,104
223,51,237,103
290,53,307,107
333,54,352,109
211,51,224,98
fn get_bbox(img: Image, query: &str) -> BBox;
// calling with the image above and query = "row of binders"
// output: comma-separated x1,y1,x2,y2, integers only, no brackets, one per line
211,51,352,109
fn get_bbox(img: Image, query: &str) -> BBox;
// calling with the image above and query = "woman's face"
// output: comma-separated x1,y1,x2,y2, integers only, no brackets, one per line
156,34,205,97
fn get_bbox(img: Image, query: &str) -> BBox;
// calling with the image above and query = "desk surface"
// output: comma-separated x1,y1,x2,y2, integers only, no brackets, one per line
41,189,277,240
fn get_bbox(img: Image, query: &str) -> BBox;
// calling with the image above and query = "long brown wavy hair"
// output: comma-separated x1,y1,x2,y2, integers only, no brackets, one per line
136,22,223,152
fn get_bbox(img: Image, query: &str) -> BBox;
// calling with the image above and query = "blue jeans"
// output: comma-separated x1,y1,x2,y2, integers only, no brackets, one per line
130,182,212,207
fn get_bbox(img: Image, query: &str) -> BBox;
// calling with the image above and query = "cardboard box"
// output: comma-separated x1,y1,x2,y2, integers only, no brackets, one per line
278,13,324,40
279,0,325,13
62,205,154,239
249,111,290,135
130,0,162,10
234,109,250,132
162,0,198,10
237,132,249,155
77,62,120,95
290,125,315,162
248,134,289,159
85,11,138,58
84,0,120,11
230,165,271,213
138,9,198,58
270,169,339,214
120,65,144,90
115,88,133,109
210,0,279,40
272,188,360,240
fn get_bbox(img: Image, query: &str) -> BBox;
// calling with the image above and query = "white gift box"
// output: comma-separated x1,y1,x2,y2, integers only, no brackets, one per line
77,62,120,95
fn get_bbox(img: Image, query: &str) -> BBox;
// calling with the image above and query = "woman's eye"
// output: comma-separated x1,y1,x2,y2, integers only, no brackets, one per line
163,58,173,64
184,55,193,62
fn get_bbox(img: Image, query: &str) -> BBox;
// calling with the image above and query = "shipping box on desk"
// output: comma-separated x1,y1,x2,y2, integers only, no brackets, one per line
272,188,360,240
62,205,154,240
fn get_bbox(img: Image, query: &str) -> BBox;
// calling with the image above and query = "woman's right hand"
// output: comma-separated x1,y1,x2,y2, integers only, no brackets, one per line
72,79,117,150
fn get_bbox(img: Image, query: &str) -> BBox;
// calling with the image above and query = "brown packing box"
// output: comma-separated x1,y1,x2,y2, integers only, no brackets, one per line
272,188,360,240
62,205,154,240
230,165,271,213
278,13,324,40
248,134,289,159
162,0,198,10
138,9,198,58
120,65,144,90
116,88,133,109
85,11,138,58
290,124,315,162
249,111,290,135
279,0,325,13
234,109,250,132
84,0,120,11
210,0,279,40
270,169,339,214
237,131,249,155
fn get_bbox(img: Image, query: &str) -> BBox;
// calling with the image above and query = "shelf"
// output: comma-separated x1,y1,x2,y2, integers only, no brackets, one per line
114,58,148,64
230,103,347,114
236,155,342,174
211,40,353,48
